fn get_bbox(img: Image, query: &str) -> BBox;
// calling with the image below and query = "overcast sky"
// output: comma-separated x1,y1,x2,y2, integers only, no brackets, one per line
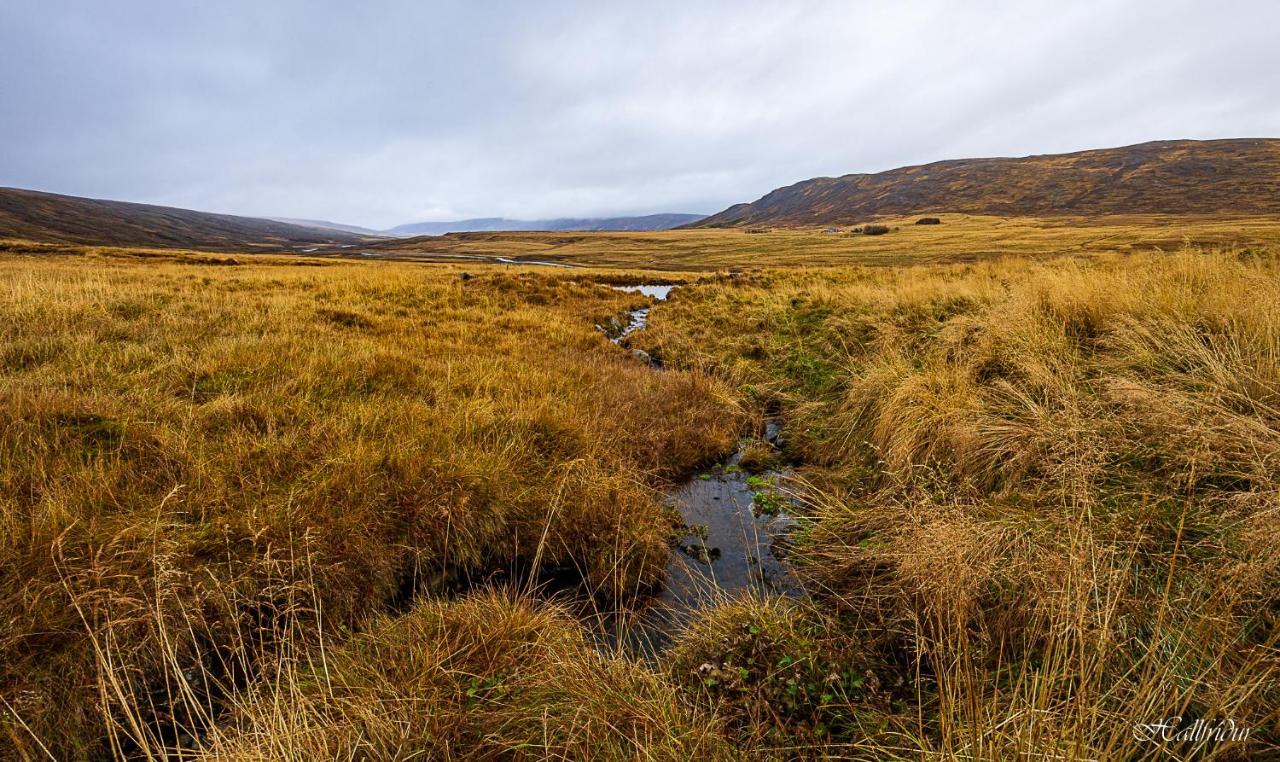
2,1,1278,229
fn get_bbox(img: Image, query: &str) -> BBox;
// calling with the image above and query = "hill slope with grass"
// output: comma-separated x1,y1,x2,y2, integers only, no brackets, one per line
695,138,1280,226
0,187,369,249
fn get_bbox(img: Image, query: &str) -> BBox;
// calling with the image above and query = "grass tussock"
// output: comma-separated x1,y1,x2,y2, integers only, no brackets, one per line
199,591,735,760
669,596,880,751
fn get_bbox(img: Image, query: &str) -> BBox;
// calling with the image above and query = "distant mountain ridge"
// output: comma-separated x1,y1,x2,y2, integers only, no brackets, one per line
694,138,1280,227
269,218,387,237
0,187,368,249
11,138,1275,250
387,213,705,236
0,187,706,249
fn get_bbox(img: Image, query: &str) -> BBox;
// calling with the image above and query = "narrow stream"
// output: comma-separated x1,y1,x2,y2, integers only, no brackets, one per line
602,284,801,653
409,284,802,655
384,252,581,268
608,284,673,344
128,281,792,752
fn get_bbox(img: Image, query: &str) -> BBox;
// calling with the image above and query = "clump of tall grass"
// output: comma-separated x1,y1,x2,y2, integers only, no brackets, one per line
197,591,735,760
669,596,887,750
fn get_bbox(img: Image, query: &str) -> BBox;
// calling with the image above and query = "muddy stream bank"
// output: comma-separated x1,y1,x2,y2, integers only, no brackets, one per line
407,282,805,656
598,284,802,653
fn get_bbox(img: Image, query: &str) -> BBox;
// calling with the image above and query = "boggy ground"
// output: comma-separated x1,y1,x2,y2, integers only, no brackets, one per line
2,244,1278,759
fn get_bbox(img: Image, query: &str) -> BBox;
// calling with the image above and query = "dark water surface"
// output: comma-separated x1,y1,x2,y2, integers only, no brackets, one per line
594,284,801,654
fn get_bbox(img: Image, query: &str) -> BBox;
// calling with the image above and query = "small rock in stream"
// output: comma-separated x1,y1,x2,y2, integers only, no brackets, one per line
681,543,721,564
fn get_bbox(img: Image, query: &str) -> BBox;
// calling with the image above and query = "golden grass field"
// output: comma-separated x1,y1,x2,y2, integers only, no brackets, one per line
366,214,1280,270
1,225,1278,759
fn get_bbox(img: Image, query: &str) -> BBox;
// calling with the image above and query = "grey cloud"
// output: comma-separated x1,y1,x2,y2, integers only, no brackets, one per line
2,0,1278,228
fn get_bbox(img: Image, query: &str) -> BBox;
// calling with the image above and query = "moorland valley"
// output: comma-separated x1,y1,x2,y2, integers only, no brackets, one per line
2,138,1279,759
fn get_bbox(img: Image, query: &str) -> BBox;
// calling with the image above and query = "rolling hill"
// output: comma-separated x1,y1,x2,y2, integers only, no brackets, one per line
0,187,705,250
694,138,1280,227
0,187,370,249
386,213,705,236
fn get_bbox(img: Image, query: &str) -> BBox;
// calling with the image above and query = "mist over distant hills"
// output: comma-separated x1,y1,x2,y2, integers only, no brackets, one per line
385,213,706,236
269,218,387,237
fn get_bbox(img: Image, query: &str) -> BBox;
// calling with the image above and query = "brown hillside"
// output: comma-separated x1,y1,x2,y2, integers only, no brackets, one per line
0,187,370,250
695,138,1280,226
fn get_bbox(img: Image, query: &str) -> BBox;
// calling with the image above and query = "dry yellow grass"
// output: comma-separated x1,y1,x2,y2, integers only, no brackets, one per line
0,251,739,758
634,248,1280,758
3,239,1279,759
368,214,1280,270
197,591,737,760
